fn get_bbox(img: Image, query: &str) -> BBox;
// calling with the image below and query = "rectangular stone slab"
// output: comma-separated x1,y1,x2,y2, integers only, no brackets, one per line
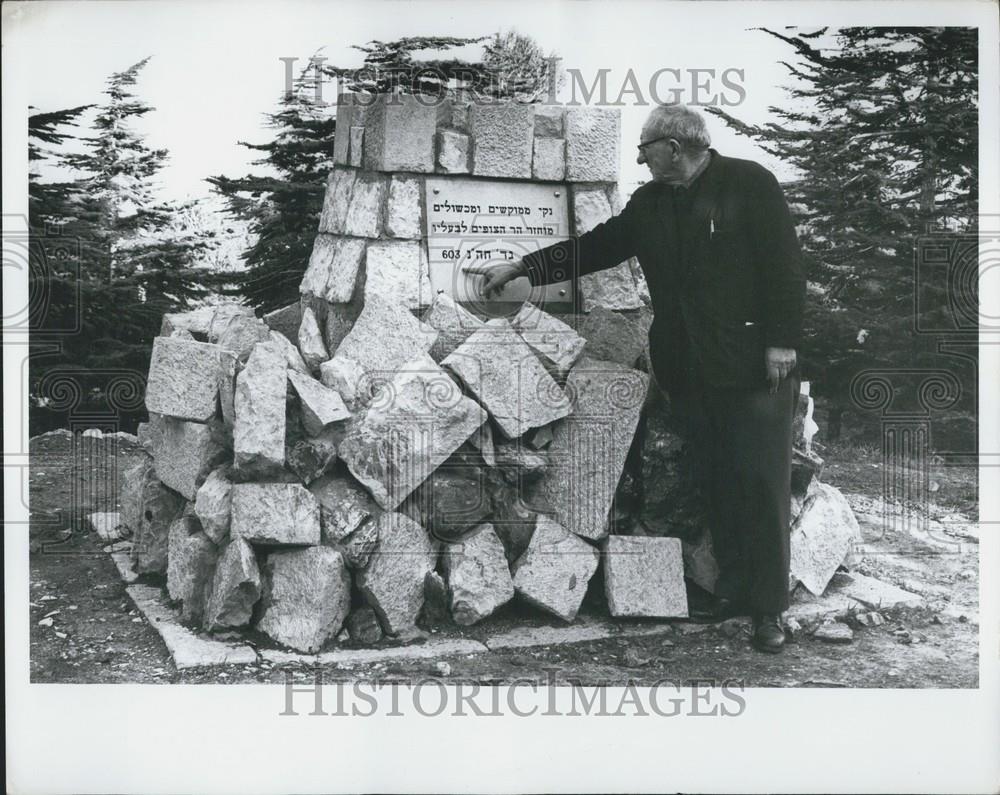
604,535,689,618
152,417,226,501
442,318,572,439
230,482,321,546
145,337,225,422
528,356,649,540
256,546,351,653
511,515,599,622
338,353,487,509
233,342,287,477
332,296,438,398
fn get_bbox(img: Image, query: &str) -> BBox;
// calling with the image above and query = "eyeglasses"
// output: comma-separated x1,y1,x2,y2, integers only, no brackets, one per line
637,136,672,154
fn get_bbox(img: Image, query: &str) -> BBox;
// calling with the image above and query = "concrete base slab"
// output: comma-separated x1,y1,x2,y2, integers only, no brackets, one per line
126,584,259,669
485,618,674,650
261,638,487,666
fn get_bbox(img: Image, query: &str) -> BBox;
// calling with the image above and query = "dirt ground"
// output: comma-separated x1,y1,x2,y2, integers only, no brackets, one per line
26,432,980,688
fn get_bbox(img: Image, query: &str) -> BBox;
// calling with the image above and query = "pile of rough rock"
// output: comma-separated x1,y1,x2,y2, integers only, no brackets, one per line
124,295,684,653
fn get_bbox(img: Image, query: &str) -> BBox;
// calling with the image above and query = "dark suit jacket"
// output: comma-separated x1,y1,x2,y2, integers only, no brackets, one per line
522,151,805,393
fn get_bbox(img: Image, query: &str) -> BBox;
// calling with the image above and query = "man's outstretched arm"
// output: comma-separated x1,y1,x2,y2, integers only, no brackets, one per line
464,198,641,299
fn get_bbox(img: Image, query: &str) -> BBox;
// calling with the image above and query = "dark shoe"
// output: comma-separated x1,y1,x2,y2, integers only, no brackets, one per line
689,595,748,624
751,613,786,653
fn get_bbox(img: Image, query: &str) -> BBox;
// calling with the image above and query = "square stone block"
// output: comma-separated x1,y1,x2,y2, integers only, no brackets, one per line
363,240,432,312
604,535,689,618
363,94,436,173
145,337,225,422
565,107,620,182
470,103,534,178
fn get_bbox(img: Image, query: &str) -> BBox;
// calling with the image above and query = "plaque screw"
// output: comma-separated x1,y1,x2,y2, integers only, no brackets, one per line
433,188,440,195
554,191,561,197
559,289,567,296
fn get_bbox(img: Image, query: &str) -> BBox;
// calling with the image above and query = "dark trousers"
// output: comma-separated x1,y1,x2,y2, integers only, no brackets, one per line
671,374,799,614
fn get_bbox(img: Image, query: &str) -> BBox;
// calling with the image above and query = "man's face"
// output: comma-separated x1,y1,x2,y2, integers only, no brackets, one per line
636,127,681,183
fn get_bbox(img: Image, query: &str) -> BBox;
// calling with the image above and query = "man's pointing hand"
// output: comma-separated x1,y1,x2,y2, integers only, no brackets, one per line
462,260,526,299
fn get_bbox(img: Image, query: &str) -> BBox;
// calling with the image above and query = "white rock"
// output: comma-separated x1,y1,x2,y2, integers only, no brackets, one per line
144,337,225,422
790,482,863,595
363,241,432,312
319,355,366,409
87,512,129,542
256,547,351,653
151,417,226,501
193,466,232,544
604,536,688,618
288,370,351,436
356,513,438,636
166,513,219,624
268,329,310,374
385,175,423,239
204,537,262,631
528,357,649,541
422,292,486,362
233,342,286,477
442,523,515,625
511,515,599,622
317,167,358,234
511,302,587,378
333,296,438,400
442,318,572,439
339,354,486,509
343,172,388,239
231,482,321,546
297,306,329,371
301,235,367,303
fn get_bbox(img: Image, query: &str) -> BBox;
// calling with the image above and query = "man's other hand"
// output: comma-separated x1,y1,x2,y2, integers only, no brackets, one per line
765,346,797,394
463,260,525,299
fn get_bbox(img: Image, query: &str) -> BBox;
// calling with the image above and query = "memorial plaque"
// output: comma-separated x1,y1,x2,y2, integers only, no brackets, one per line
424,177,575,316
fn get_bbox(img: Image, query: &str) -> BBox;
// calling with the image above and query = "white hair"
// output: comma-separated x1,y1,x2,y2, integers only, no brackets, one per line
644,104,711,151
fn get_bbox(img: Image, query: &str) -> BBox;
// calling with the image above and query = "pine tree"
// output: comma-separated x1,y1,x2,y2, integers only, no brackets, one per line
207,57,336,311
706,27,977,437
29,59,206,431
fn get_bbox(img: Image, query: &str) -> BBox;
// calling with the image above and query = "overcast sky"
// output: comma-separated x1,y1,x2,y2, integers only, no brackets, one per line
13,1,845,201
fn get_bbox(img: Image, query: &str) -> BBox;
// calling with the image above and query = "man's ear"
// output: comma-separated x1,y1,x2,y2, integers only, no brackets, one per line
668,138,682,157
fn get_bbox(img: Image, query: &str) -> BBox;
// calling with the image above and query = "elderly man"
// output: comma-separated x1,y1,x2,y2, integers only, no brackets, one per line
466,104,805,654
